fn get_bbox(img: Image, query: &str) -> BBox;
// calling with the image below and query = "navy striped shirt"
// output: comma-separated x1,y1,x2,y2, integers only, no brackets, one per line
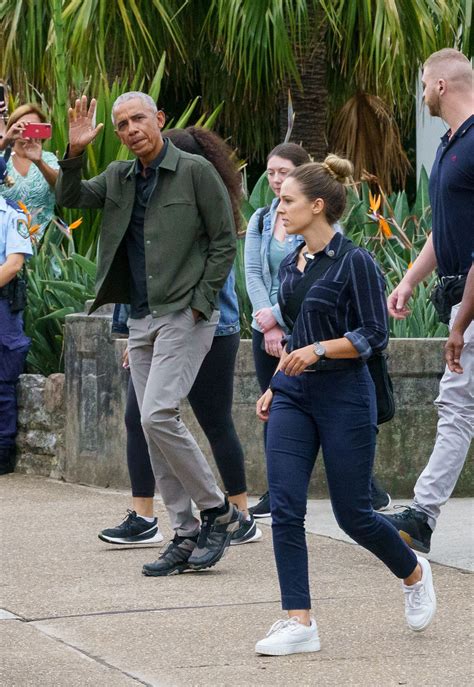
278,232,389,360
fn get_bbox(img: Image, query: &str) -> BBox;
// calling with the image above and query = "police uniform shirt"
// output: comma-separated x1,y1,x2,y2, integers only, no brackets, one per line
0,197,33,267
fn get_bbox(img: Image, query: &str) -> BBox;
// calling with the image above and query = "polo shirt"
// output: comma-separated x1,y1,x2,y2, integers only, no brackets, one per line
429,115,474,277
125,139,169,318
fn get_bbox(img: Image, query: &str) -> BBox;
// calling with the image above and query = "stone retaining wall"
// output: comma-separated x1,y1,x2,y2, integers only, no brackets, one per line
16,308,473,498
16,373,65,478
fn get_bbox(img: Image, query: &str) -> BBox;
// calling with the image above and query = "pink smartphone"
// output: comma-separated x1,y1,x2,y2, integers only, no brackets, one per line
21,122,52,139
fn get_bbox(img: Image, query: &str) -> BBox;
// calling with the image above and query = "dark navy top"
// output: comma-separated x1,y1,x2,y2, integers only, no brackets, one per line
278,232,389,360
429,115,474,277
126,139,169,318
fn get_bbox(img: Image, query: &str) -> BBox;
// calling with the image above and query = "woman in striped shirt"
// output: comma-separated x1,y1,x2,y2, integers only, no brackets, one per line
254,156,436,656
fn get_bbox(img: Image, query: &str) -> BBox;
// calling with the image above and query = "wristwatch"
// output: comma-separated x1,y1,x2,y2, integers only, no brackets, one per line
312,341,326,359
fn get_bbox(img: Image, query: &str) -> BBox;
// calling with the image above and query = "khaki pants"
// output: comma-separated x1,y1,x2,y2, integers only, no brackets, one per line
413,303,474,530
128,307,224,536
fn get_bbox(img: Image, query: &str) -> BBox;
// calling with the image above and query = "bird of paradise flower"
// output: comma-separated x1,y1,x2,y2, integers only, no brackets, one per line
367,191,393,239
51,216,83,239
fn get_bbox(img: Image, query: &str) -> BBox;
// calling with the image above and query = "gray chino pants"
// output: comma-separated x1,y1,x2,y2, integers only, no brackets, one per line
128,307,224,536
413,302,474,530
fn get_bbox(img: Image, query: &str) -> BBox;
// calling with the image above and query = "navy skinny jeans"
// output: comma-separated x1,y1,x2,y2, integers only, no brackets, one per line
266,366,417,610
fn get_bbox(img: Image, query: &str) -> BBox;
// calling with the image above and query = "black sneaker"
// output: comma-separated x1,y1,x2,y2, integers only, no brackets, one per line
188,501,244,570
249,491,271,518
98,510,164,545
142,534,197,576
0,447,16,475
231,514,263,546
381,507,433,554
371,476,392,512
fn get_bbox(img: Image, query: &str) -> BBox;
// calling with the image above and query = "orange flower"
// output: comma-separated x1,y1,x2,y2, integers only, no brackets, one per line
68,217,83,230
368,191,381,214
407,261,413,269
17,200,29,215
29,224,41,235
379,217,393,238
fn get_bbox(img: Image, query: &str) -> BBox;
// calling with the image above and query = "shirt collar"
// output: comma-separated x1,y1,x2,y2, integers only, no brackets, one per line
134,137,169,176
298,230,344,262
441,114,474,146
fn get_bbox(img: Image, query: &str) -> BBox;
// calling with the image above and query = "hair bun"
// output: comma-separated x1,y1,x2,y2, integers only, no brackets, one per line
323,154,353,183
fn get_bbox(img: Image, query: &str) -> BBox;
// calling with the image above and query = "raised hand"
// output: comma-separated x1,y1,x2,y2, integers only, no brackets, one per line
22,139,43,162
68,96,103,157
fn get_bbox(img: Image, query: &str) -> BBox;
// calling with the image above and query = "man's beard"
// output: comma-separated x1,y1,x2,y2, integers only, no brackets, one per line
427,92,441,118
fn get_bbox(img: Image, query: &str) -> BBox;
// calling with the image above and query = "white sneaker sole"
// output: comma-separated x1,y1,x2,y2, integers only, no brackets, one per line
374,495,392,512
255,637,321,656
406,557,437,632
231,527,263,546
98,530,164,545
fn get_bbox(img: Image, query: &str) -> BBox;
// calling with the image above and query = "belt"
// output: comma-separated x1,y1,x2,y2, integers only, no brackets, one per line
304,359,364,373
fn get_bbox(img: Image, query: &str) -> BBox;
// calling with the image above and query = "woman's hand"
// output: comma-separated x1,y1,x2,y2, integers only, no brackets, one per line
264,325,284,358
256,388,273,421
280,345,318,376
22,139,43,162
2,120,25,146
122,347,130,370
255,307,277,332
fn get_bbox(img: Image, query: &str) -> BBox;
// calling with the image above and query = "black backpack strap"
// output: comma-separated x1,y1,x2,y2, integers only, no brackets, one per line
258,205,271,234
282,237,357,330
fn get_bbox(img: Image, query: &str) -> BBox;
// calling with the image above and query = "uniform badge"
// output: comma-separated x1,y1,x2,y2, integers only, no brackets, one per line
17,218,30,239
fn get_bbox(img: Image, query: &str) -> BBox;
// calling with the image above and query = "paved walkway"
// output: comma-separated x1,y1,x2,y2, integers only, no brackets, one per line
1,475,473,686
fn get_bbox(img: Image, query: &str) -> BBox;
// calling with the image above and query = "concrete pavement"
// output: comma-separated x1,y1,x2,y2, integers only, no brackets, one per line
1,475,473,686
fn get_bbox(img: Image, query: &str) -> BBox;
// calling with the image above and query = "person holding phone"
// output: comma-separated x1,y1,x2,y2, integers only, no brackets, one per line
0,104,59,238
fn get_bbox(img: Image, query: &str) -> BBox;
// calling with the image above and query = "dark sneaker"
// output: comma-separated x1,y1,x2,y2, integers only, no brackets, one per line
142,535,197,576
98,510,164,545
230,515,263,546
0,447,16,475
188,501,244,570
371,476,392,512
381,507,433,554
249,491,271,518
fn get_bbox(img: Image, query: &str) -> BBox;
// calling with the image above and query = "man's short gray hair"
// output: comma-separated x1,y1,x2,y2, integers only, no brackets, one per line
111,92,157,124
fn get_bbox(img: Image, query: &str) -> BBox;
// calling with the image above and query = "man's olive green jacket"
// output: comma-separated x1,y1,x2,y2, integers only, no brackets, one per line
56,141,236,319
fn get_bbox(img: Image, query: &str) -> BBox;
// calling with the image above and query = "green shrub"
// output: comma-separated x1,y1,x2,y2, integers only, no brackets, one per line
24,227,96,375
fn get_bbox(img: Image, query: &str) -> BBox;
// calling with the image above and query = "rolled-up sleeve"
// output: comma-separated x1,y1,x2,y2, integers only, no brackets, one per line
344,250,389,360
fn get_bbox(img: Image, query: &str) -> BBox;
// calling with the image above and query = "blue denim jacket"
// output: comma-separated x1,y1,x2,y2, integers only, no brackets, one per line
215,266,240,336
244,198,302,332
112,268,239,338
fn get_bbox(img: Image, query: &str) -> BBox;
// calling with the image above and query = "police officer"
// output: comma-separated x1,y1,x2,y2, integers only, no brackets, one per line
0,156,32,474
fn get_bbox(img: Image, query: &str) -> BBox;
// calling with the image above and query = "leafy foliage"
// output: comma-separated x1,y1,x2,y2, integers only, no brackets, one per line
24,228,96,375
1,1,468,161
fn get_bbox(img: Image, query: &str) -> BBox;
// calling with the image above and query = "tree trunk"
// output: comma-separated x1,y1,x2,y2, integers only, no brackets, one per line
279,8,328,161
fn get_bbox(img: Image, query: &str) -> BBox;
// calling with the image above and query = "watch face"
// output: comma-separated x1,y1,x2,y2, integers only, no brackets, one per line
314,342,325,356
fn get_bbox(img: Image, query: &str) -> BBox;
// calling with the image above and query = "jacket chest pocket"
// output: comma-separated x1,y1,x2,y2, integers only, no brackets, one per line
303,279,345,314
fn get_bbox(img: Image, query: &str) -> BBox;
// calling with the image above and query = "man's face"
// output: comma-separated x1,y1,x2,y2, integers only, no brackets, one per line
114,98,165,159
422,67,443,117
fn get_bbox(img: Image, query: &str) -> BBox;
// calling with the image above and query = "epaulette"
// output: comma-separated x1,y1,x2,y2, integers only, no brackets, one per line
6,199,25,213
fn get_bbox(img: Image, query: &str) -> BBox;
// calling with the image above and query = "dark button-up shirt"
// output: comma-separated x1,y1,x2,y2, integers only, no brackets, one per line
126,139,169,318
278,232,389,360
430,115,474,277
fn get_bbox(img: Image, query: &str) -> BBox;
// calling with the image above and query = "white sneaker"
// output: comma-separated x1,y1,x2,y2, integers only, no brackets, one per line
255,617,321,656
403,556,436,632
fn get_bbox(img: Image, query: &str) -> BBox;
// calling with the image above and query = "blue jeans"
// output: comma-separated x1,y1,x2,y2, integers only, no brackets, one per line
266,367,417,610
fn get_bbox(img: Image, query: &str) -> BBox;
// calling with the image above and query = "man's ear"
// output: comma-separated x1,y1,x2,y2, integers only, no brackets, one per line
157,110,166,129
438,78,446,95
